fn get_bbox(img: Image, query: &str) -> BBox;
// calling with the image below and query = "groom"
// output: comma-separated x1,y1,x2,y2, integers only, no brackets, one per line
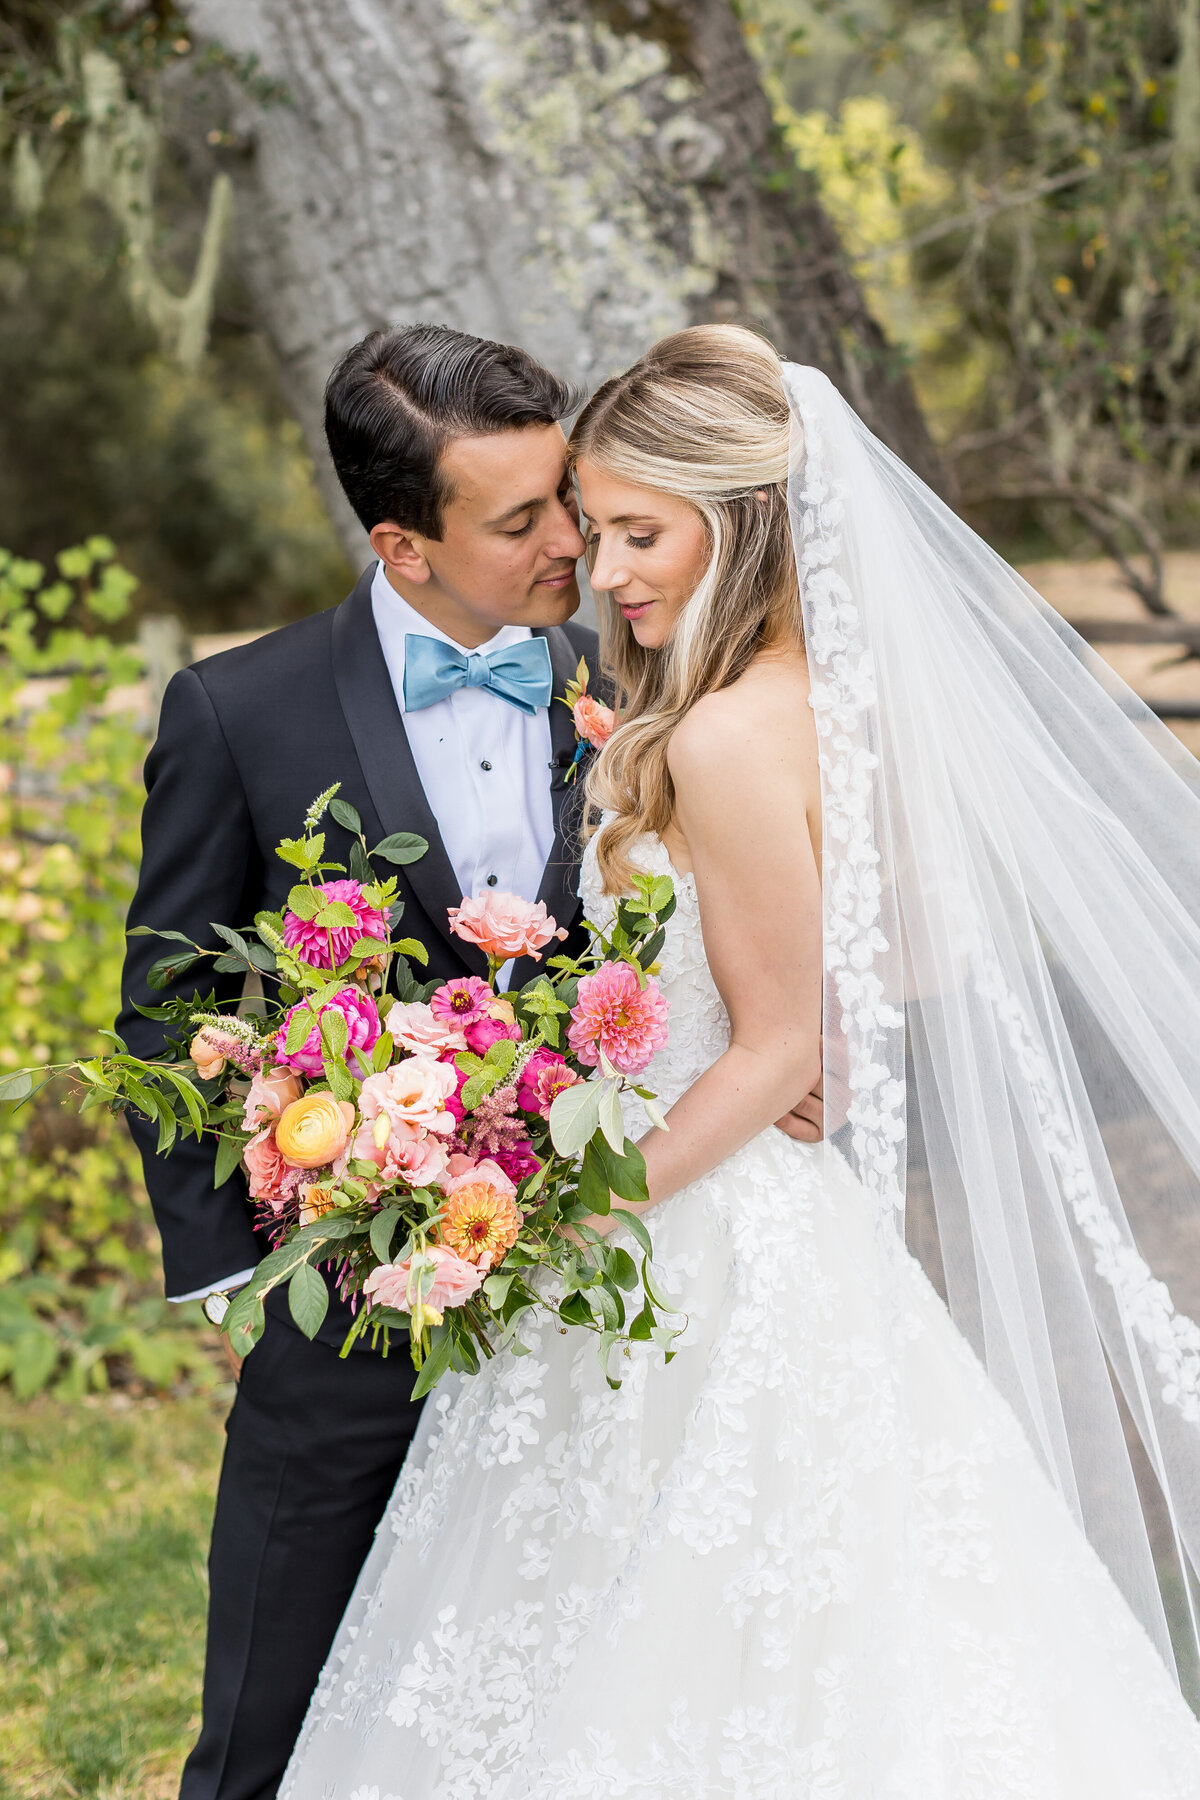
118,321,823,1800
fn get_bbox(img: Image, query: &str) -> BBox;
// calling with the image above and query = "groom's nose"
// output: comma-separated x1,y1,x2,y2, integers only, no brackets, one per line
544,496,587,563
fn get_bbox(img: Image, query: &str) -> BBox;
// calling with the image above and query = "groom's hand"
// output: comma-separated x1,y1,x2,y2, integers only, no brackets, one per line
775,1070,824,1143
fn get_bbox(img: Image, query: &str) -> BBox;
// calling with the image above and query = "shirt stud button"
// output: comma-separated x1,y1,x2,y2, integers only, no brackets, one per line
486,873,498,887
480,760,493,771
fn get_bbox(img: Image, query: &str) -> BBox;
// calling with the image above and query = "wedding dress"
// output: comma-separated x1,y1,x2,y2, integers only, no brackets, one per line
281,361,1200,1795
280,829,1200,1799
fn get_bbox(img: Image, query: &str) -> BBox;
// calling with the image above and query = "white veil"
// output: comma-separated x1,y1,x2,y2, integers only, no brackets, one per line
785,363,1200,1691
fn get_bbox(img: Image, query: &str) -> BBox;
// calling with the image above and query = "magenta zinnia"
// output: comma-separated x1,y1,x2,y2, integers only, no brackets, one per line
283,879,387,969
567,961,669,1077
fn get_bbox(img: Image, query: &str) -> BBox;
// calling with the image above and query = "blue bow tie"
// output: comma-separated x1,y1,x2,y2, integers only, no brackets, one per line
402,633,553,717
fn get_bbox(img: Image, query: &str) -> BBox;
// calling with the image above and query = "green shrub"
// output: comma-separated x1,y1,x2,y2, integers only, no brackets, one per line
0,539,214,1397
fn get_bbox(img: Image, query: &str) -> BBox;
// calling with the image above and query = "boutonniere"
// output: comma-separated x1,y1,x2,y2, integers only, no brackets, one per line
559,657,616,783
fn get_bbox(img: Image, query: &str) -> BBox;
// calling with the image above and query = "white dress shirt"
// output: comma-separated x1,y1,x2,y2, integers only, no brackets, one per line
369,561,555,930
171,566,558,1307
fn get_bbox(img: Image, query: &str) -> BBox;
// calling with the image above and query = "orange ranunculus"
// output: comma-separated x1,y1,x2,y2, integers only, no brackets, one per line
438,1180,522,1268
276,1093,356,1169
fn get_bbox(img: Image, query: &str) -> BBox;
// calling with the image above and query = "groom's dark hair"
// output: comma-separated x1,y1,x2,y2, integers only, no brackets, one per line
324,323,578,539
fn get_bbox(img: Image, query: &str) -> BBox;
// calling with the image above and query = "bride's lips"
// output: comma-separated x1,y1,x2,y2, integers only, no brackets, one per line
619,600,654,620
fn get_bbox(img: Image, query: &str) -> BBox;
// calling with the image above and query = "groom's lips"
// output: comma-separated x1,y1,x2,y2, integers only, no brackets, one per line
534,568,576,589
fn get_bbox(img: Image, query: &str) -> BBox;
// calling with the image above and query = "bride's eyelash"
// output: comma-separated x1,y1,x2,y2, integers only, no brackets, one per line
626,531,657,549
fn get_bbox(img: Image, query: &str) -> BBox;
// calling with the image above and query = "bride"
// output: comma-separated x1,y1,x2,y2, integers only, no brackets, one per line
281,325,1200,1796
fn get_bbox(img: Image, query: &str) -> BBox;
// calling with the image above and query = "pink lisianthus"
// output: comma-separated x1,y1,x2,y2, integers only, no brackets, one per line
516,1048,581,1117
364,1245,484,1315
274,988,381,1076
338,1115,449,1193
442,1154,518,1198
384,999,468,1059
567,961,669,1078
241,1068,304,1132
283,879,388,969
447,892,567,964
243,1127,307,1206
429,976,495,1031
491,1144,542,1186
358,1057,459,1137
572,693,616,750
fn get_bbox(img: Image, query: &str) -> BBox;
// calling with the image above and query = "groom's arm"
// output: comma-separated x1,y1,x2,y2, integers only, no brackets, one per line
117,666,264,1301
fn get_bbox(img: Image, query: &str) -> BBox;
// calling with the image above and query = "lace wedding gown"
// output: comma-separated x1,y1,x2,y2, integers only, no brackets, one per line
281,834,1200,1800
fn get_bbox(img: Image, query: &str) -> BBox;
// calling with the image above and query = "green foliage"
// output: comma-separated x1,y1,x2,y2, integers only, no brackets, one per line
744,0,1200,587
0,540,214,1398
0,1391,224,1798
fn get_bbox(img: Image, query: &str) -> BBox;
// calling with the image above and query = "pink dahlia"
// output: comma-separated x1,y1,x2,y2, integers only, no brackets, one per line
274,987,381,1076
283,879,387,970
516,1048,581,1117
567,961,669,1078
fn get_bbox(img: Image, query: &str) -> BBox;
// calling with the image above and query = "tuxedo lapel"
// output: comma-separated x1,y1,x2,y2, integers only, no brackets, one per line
507,624,589,987
330,571,486,976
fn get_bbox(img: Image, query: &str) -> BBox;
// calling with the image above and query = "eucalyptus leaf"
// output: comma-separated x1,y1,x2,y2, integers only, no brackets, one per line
147,951,200,990
598,1078,625,1154
0,1070,34,1103
213,1130,245,1189
370,1207,402,1263
410,1326,456,1401
548,1079,602,1157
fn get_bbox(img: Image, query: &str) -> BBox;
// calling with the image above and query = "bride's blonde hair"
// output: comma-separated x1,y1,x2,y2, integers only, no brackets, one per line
568,324,800,894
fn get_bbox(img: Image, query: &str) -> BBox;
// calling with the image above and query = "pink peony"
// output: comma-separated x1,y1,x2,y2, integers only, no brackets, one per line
384,999,468,1058
274,987,381,1076
447,891,567,964
491,1144,542,1186
568,961,669,1078
442,1154,518,1198
516,1048,581,1117
243,1127,307,1205
429,976,495,1030
364,1245,484,1315
573,693,616,750
358,1058,459,1137
283,879,387,969
241,1068,304,1132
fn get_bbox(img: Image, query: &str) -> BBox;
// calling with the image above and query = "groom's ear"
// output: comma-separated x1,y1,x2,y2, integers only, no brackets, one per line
370,520,432,586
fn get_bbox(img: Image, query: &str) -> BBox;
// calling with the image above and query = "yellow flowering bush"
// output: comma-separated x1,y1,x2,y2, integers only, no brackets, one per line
0,540,214,1397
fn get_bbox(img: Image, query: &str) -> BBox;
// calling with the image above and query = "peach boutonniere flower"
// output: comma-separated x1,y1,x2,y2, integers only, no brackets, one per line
559,656,615,782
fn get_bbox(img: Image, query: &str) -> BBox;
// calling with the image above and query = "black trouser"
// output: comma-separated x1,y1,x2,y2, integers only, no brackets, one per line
180,1315,424,1800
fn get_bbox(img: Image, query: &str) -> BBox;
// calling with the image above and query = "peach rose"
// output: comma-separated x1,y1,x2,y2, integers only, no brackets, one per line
383,1000,468,1059
358,1058,458,1137
243,1128,306,1205
190,1028,228,1081
573,693,615,750
275,1093,356,1168
447,891,567,963
241,1068,304,1132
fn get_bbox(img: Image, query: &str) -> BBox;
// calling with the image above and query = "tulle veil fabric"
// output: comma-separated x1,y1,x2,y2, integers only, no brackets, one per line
786,363,1200,1690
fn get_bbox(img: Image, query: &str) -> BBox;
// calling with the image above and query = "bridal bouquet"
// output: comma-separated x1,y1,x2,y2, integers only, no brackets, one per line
5,787,681,1396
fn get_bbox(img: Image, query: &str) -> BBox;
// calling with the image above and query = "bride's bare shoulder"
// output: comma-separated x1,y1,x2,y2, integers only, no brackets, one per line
666,650,816,788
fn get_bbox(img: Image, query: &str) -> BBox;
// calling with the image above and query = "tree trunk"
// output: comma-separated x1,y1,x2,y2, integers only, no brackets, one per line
183,0,948,555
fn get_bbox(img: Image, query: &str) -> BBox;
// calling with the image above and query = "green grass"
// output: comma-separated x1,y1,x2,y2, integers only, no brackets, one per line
0,1389,229,1799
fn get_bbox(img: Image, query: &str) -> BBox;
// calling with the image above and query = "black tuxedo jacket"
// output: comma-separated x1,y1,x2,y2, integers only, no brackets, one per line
117,567,599,1348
